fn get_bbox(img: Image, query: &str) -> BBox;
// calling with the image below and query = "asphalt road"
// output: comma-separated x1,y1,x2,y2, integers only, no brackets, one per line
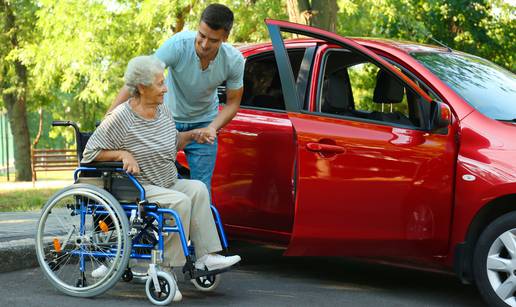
0,242,486,307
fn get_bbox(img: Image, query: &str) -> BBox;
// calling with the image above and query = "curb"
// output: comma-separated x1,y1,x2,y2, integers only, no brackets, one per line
0,238,38,273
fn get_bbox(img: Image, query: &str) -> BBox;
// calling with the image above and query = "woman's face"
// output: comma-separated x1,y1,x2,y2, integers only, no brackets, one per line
141,72,167,104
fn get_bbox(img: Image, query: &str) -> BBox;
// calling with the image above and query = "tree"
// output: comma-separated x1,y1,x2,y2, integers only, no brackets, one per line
0,0,36,181
27,0,207,132
286,0,338,31
24,0,288,138
336,0,515,71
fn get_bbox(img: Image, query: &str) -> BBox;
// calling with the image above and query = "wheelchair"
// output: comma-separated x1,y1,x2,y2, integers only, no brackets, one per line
35,121,231,305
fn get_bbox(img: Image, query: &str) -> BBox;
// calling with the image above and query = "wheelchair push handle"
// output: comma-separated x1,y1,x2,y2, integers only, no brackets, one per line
52,120,81,133
52,120,73,126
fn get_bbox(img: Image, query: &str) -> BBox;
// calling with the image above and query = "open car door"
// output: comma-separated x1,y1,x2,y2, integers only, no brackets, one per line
266,19,457,257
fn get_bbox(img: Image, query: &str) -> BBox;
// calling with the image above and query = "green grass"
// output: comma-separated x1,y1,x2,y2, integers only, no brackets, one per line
0,170,74,182
36,170,74,180
0,188,60,212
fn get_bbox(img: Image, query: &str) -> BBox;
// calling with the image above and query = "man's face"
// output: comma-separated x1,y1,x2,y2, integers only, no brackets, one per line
195,21,228,59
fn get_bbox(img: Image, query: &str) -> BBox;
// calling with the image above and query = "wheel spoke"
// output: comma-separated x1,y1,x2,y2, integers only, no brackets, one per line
496,277,516,300
53,247,79,267
499,232,516,259
54,211,75,234
487,255,513,273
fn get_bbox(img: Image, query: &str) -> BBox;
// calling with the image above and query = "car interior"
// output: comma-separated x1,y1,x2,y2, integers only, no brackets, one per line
232,46,430,130
318,49,424,128
240,50,305,111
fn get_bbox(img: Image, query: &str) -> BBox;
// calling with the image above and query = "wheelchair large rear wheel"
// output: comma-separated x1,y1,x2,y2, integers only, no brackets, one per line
35,183,131,297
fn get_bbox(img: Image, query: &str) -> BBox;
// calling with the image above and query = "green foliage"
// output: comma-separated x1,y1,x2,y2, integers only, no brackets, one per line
0,0,38,101
28,110,68,149
347,62,408,115
219,0,288,42
336,0,515,71
22,0,287,137
25,0,138,131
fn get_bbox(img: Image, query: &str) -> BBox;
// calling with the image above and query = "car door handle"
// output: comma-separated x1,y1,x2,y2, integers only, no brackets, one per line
306,143,346,154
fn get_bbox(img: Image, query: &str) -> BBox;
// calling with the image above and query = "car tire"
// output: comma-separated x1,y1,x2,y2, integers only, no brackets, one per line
474,211,516,307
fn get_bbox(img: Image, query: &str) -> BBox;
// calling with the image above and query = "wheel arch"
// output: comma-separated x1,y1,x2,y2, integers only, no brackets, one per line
454,193,516,283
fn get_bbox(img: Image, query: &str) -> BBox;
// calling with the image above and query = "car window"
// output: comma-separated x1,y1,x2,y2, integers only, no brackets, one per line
317,49,425,129
241,50,305,111
383,57,441,102
412,51,516,121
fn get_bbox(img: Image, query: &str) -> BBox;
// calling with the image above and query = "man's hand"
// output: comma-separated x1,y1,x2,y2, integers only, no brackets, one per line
194,127,217,144
198,86,242,142
121,151,140,174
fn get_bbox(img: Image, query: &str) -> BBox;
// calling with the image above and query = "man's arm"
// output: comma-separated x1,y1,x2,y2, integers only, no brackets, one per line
198,87,243,144
107,86,131,113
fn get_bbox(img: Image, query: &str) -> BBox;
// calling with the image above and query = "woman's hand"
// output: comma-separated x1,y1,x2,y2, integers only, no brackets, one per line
193,127,217,144
120,151,140,174
178,128,217,150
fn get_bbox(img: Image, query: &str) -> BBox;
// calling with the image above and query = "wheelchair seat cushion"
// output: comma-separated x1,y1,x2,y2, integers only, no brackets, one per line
77,175,141,202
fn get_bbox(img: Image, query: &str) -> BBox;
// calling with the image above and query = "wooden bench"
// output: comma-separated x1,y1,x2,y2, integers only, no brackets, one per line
30,109,80,183
31,148,78,182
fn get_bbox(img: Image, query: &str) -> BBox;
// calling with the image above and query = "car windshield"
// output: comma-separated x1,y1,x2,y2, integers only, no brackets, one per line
411,51,516,122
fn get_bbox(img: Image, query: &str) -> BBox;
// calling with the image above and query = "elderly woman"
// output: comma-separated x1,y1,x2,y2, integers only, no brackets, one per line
81,55,240,300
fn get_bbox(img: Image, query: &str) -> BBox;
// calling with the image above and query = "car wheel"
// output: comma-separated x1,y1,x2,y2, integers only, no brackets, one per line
474,211,516,307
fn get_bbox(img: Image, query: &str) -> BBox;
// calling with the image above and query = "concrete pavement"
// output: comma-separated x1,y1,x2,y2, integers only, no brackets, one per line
0,206,486,306
0,212,39,272
0,212,42,272
0,180,72,272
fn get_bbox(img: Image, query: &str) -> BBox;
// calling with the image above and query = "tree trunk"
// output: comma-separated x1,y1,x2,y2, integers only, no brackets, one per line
287,0,312,25
286,0,337,32
171,1,198,34
312,0,337,32
1,0,32,181
31,108,43,184
2,91,32,182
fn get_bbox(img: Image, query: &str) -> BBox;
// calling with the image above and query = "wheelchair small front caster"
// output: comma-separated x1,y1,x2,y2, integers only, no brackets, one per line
191,273,221,292
122,268,133,282
145,271,177,305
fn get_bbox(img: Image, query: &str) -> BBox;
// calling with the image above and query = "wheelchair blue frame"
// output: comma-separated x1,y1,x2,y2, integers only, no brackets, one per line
72,166,228,271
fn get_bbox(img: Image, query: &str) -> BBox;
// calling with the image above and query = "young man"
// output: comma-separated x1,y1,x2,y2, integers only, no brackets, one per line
109,4,244,195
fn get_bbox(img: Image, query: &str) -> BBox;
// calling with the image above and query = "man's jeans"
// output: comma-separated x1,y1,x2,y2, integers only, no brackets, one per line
176,122,218,198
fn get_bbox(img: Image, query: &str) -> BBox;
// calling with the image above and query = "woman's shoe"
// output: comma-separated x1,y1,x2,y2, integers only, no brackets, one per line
194,254,241,271
162,266,182,302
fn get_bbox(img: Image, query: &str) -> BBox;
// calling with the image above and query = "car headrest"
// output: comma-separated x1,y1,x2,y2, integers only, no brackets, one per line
242,77,254,104
324,69,354,111
373,70,404,104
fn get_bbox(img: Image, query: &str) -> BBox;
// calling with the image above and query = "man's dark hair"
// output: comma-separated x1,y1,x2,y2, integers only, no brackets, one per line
200,4,234,33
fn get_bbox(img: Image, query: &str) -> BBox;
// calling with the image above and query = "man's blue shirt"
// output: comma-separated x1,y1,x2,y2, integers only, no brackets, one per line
155,31,244,123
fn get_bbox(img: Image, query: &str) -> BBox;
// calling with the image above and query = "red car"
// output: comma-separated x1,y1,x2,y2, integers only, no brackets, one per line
178,20,516,307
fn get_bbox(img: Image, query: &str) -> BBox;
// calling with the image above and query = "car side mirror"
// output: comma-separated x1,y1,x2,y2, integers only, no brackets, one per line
430,101,451,133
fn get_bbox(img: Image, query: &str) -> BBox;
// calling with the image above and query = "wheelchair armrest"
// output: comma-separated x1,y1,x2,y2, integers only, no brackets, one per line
77,161,143,201
80,161,124,169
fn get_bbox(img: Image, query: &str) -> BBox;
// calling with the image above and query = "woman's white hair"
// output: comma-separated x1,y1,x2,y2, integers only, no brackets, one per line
124,55,165,97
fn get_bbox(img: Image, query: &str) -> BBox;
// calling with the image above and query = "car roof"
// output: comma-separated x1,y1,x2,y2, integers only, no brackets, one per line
237,37,450,55
352,38,450,54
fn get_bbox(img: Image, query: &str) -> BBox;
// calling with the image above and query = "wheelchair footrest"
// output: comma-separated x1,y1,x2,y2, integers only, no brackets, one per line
185,266,235,279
